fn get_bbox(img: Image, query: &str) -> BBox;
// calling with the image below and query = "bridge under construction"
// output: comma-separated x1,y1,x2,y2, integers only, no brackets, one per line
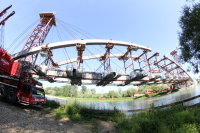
1,6,196,89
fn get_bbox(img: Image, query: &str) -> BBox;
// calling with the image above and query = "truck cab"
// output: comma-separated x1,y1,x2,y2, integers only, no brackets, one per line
18,84,46,105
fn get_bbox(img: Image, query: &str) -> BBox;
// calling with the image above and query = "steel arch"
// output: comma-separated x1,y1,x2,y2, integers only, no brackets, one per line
11,39,195,86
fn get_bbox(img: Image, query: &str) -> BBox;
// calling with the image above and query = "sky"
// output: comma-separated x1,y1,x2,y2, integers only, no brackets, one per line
0,0,194,92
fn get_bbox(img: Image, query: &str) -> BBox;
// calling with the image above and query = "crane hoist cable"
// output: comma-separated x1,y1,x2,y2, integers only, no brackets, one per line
0,25,4,49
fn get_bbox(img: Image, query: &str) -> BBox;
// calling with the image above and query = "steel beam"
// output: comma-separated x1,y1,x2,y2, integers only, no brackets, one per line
12,39,151,60
76,43,85,68
55,53,138,66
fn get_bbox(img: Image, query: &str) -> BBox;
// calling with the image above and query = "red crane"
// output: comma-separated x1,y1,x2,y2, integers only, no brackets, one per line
0,5,56,105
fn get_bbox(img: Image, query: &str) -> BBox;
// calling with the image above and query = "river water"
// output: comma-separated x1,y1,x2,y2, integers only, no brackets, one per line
46,85,200,112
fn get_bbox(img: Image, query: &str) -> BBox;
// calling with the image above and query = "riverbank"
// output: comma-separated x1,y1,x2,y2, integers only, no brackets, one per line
0,99,119,133
43,100,121,132
44,99,200,133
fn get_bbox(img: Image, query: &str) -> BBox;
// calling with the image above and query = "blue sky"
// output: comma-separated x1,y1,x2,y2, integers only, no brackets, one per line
1,0,188,53
0,0,192,92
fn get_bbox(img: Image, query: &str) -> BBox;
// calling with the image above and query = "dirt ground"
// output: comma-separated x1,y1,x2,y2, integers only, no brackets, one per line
0,100,117,133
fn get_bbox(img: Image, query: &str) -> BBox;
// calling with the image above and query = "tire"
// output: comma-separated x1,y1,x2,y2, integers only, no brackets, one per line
6,87,17,104
0,86,7,100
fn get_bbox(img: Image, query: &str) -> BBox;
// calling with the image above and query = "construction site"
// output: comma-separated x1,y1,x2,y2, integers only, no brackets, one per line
0,1,200,133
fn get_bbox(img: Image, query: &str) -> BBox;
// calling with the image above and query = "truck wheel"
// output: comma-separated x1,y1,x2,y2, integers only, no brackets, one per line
7,88,17,104
0,87,7,100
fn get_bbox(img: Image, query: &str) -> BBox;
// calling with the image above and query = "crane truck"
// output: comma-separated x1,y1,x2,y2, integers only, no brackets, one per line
0,5,46,105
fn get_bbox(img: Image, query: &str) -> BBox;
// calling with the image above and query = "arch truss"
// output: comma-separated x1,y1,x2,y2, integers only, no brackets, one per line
12,39,195,86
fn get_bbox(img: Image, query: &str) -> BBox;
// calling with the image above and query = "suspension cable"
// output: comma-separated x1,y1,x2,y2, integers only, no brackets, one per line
7,19,39,51
57,20,80,39
55,26,63,41
85,46,104,72
53,18,125,73
64,48,74,68
55,26,74,68
84,60,93,71
57,18,98,38
114,46,124,53
49,26,55,43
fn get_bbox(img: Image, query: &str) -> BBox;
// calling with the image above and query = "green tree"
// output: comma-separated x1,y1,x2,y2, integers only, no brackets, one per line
127,88,135,97
122,90,128,97
70,85,78,97
118,88,122,96
107,90,120,98
81,86,87,94
179,3,200,73
91,88,96,95
138,84,169,94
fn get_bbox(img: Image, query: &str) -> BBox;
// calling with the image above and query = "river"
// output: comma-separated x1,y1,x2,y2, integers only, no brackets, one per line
46,85,200,113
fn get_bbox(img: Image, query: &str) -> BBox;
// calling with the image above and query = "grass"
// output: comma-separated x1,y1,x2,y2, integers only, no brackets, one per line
117,105,200,133
42,99,60,109
43,100,125,121
53,101,82,120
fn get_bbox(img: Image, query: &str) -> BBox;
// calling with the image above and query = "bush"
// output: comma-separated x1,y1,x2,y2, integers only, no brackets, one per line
175,124,199,133
53,101,82,121
42,100,60,109
109,107,125,123
64,102,82,120
106,90,121,98
117,105,200,133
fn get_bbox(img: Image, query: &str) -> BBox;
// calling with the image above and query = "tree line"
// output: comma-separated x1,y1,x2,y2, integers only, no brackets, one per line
45,84,169,98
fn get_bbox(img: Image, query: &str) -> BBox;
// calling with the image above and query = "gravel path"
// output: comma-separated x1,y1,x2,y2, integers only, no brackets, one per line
0,101,93,133
97,121,118,133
